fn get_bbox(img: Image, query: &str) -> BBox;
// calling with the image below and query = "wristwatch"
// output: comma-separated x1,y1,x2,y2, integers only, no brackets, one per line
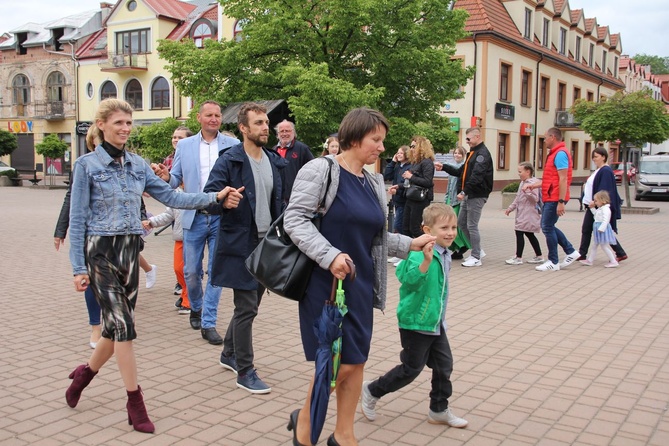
558,199,567,204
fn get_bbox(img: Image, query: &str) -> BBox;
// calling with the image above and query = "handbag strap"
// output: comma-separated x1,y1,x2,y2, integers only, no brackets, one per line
316,157,335,214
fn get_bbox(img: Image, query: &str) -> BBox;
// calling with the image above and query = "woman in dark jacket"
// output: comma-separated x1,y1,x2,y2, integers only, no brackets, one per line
402,136,435,237
384,145,411,235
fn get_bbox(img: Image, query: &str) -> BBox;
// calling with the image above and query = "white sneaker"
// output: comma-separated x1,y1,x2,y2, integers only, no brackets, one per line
387,257,400,263
361,381,379,421
527,256,545,264
535,261,560,271
505,256,523,265
145,265,157,289
479,249,486,259
462,257,482,267
559,251,580,269
393,259,402,267
427,408,468,428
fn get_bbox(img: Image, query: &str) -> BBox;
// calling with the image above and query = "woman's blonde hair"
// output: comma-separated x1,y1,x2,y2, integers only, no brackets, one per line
409,136,435,163
86,99,134,150
594,190,611,205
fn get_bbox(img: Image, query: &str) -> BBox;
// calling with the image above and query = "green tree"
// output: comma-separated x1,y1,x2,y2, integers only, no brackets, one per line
158,0,474,152
632,54,669,75
36,134,69,185
128,118,183,163
571,90,669,207
0,129,18,157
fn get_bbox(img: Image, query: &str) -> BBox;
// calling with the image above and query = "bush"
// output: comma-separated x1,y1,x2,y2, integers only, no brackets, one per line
0,168,18,178
501,181,520,193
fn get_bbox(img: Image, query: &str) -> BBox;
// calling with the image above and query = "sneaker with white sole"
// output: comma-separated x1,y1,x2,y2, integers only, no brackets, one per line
177,306,191,315
145,265,157,289
462,257,482,267
219,353,239,375
505,256,523,265
535,260,560,271
236,369,270,394
361,380,379,421
527,256,545,264
479,249,486,259
579,259,593,266
604,261,619,268
393,259,402,267
427,408,468,428
559,251,580,269
387,257,400,264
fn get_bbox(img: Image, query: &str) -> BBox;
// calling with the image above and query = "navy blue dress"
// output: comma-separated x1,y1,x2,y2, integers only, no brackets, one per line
299,168,385,364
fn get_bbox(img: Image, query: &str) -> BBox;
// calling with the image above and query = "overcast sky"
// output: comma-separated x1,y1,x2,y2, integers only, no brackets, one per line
0,0,667,57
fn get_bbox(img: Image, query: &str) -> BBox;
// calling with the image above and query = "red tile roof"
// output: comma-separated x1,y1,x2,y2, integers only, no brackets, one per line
570,9,582,25
584,18,596,34
144,0,196,21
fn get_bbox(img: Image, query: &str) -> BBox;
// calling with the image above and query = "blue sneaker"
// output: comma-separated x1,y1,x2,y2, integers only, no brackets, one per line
236,369,271,394
219,353,238,375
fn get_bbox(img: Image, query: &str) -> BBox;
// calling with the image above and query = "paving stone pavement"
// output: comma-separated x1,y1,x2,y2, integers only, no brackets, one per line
1,185,668,446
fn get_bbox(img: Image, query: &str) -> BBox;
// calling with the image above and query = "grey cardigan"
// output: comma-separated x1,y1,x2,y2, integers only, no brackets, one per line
283,155,412,311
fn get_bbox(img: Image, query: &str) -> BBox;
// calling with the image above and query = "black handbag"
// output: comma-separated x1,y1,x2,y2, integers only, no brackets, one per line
405,184,428,201
245,158,334,301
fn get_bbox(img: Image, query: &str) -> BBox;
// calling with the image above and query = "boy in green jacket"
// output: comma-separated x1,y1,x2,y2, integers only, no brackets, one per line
361,203,468,428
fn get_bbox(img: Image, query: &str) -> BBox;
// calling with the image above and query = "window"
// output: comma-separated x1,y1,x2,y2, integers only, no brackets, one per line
559,28,567,55
127,0,137,11
52,28,65,51
573,86,581,103
584,142,592,170
192,22,212,48
234,19,247,42
524,8,532,39
86,82,94,99
125,79,143,110
498,133,509,170
12,74,31,106
520,135,530,162
571,141,579,170
116,29,150,55
575,36,581,62
101,81,117,99
587,90,594,102
151,77,170,109
588,43,594,67
557,82,566,109
537,137,545,170
613,56,619,77
602,51,608,73
521,70,531,106
16,32,28,55
47,71,66,102
542,18,550,47
540,76,549,110
500,63,511,102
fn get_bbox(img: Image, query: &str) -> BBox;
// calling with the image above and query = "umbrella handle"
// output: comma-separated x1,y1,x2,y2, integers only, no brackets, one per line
328,259,356,303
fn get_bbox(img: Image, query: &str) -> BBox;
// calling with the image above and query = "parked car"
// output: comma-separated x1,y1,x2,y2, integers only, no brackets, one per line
0,160,16,174
611,162,636,184
635,155,669,201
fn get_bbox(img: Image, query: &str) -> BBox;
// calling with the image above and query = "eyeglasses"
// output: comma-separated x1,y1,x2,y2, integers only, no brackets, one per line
465,138,471,142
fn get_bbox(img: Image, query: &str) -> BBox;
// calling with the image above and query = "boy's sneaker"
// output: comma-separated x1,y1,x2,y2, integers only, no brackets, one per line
174,297,183,309
604,261,619,268
535,261,560,271
361,381,379,421
174,283,182,295
393,259,402,267
427,408,468,428
559,251,580,269
236,369,271,394
177,306,191,315
505,256,523,265
462,257,482,267
387,257,400,263
579,259,593,266
145,265,157,289
219,353,239,375
527,256,544,264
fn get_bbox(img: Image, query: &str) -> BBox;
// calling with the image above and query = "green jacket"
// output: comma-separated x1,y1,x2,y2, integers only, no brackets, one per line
395,249,449,332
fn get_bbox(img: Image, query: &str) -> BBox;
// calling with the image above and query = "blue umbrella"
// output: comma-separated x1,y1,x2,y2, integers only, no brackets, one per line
309,262,355,445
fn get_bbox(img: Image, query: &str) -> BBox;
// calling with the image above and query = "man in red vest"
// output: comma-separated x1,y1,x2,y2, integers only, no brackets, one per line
523,127,580,271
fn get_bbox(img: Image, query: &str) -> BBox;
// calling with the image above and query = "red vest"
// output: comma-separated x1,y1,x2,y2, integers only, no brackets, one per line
542,141,572,202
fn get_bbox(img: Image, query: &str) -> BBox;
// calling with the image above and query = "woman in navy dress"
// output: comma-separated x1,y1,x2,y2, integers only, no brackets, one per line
284,108,434,446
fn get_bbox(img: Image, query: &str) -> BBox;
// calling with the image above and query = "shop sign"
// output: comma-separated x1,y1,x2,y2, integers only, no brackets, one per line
520,123,534,136
7,121,34,133
494,103,515,121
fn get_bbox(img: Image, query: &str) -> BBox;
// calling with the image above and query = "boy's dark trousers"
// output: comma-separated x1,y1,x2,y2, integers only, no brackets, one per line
368,328,453,413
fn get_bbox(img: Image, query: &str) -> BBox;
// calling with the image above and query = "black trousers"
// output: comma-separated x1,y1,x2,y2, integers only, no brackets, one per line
403,199,430,238
578,210,626,258
515,230,542,258
222,285,265,376
368,328,453,413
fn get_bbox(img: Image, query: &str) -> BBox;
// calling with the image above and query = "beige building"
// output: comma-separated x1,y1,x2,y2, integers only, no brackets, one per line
448,0,625,188
0,8,111,174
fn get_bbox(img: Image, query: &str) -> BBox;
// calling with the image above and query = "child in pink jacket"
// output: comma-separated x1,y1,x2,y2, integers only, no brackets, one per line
504,162,544,265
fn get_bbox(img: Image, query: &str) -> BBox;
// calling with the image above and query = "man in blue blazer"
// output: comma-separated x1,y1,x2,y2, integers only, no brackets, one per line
154,101,239,344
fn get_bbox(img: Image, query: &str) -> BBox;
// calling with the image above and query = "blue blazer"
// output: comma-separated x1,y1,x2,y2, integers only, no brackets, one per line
168,132,240,229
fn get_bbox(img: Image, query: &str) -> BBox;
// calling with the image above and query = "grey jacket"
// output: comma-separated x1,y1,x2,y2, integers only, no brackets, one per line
283,156,412,311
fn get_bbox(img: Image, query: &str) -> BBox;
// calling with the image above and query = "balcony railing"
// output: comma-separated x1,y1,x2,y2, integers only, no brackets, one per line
99,53,149,71
34,101,68,120
554,109,580,128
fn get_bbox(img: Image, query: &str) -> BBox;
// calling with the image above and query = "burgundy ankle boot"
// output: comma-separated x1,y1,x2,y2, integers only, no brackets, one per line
65,364,98,408
126,386,155,433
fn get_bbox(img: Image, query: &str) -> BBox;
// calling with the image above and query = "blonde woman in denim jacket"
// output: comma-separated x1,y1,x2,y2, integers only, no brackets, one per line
65,99,231,434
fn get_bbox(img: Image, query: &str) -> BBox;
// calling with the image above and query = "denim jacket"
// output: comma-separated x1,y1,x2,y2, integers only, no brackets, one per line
69,145,219,275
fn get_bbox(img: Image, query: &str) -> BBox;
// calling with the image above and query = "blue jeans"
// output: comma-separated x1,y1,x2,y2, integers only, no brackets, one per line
85,286,101,326
183,213,222,329
393,204,405,234
541,201,576,264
